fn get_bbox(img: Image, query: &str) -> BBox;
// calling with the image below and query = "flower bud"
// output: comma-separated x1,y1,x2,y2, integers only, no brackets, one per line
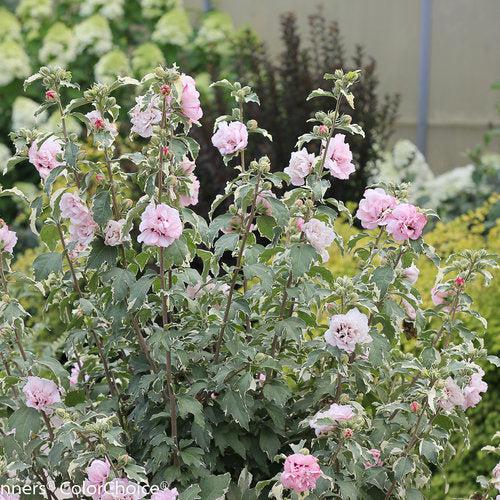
45,89,57,101
162,146,169,156
339,393,350,404
299,448,310,455
96,173,105,182
343,428,353,439
454,276,465,287
160,84,171,96
95,444,107,455
247,119,258,130
254,352,266,362
124,199,133,208
118,454,131,466
294,199,304,208
318,124,329,136
409,401,420,413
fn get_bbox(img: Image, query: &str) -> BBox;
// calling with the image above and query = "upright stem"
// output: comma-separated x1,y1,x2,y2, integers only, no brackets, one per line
239,101,245,172
214,173,262,363
15,326,33,376
270,272,294,358
318,96,342,171
41,411,55,441
56,223,81,296
0,252,7,293
159,246,179,465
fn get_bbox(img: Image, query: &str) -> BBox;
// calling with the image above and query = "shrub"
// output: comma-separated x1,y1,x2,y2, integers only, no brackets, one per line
0,65,497,499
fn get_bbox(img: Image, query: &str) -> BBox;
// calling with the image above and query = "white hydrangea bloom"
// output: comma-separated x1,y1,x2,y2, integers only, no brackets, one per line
0,41,31,87
131,43,165,78
39,22,77,67
12,97,47,131
141,0,179,19
0,7,22,42
194,12,234,53
95,49,131,84
16,0,51,33
152,9,192,46
80,0,124,20
74,15,113,56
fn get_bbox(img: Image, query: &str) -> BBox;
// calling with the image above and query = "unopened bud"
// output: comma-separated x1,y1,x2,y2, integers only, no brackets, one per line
247,119,258,130
96,173,105,182
454,276,465,287
343,428,353,439
160,84,171,96
124,199,133,208
45,89,57,101
95,444,107,454
339,393,350,404
162,146,169,156
409,401,420,413
318,124,329,136
299,448,310,455
118,454,131,465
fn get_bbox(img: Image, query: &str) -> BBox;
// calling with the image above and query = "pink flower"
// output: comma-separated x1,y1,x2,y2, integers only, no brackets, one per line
23,376,61,412
323,134,355,179
28,136,63,180
100,478,146,500
86,110,118,138
179,74,203,124
258,373,266,383
211,121,248,156
0,221,17,253
462,369,488,410
325,307,371,353
402,264,420,285
281,453,322,493
431,285,456,313
492,463,500,491
438,377,465,411
0,494,20,500
129,94,162,138
180,157,196,175
60,193,90,225
295,217,305,232
455,276,465,287
385,203,427,241
284,149,315,186
402,299,417,321
69,363,89,386
364,449,383,469
302,218,335,263
179,174,200,207
256,190,275,215
69,214,98,246
309,403,355,436
86,459,111,486
104,219,129,246
151,488,179,500
355,188,397,229
137,203,182,248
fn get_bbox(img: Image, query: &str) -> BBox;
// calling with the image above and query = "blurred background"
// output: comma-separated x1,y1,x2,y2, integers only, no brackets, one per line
0,1,498,497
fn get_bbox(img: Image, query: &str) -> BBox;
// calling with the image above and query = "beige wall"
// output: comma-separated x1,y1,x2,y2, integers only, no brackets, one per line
186,0,500,173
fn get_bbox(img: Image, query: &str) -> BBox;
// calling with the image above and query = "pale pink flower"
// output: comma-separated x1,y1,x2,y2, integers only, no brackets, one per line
492,463,500,491
258,373,267,383
129,95,162,138
325,307,371,353
179,74,203,124
137,203,182,248
86,459,111,486
281,453,322,493
28,136,63,180
309,403,355,436
0,493,20,500
462,369,488,410
69,214,98,246
23,376,61,412
355,188,397,229
104,219,129,246
284,149,315,186
364,449,383,469
180,156,196,175
438,377,465,411
256,190,275,216
0,221,17,253
101,478,146,500
211,121,248,156
60,193,91,225
179,174,200,207
151,488,179,500
385,203,427,241
402,299,417,321
69,363,89,386
323,134,355,179
302,218,335,263
402,264,420,285
431,285,456,313
85,110,118,138
295,217,305,231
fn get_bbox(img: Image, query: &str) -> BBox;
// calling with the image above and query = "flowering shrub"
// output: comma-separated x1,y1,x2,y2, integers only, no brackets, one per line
0,65,497,499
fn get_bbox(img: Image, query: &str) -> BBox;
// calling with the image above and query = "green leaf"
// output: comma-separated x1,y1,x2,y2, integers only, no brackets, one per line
259,427,280,459
64,142,79,168
178,485,201,500
163,237,189,267
8,406,42,443
87,238,117,269
220,392,250,430
290,244,318,277
371,265,395,297
92,190,113,227
393,456,415,480
419,439,441,464
267,197,289,227
33,252,63,280
263,382,291,406
39,224,60,251
214,233,239,257
199,473,231,500
64,389,86,407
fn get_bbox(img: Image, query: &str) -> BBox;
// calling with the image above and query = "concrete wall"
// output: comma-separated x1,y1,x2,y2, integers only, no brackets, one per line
186,0,500,173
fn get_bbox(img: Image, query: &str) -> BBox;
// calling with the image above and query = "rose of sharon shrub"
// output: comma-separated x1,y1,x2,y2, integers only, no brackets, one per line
0,65,497,499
